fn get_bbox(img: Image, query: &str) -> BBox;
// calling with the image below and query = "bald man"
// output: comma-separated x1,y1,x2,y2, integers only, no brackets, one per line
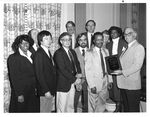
113,27,145,112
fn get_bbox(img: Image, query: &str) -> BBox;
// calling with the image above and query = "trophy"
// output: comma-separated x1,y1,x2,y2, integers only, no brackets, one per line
105,54,122,75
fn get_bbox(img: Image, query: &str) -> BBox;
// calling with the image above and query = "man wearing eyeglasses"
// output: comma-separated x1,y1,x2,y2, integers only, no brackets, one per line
113,27,145,112
54,32,82,112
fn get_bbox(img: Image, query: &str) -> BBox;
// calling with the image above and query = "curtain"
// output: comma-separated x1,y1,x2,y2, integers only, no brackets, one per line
3,3,61,112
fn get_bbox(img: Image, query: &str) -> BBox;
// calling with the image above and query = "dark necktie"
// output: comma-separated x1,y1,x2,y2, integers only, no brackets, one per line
48,50,54,66
100,48,105,77
82,49,85,57
90,34,93,47
68,50,77,74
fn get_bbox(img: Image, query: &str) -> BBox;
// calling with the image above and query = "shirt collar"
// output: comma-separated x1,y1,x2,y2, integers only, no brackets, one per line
19,47,32,58
63,46,69,53
41,45,49,53
128,40,136,48
112,37,119,42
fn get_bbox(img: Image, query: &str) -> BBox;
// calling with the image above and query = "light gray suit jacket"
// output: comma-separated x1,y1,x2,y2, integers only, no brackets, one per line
85,47,112,92
74,47,86,77
117,40,145,90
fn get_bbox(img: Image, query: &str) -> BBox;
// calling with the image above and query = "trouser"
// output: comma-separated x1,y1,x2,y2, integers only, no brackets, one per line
109,75,122,112
120,89,141,112
56,84,75,112
74,81,88,112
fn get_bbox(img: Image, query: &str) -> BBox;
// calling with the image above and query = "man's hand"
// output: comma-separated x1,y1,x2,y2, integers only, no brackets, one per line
75,84,82,91
75,73,82,79
91,87,97,94
74,78,81,85
45,91,52,99
18,95,24,103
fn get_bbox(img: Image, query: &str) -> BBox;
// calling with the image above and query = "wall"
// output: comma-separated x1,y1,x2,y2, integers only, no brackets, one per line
60,3,74,33
86,3,120,32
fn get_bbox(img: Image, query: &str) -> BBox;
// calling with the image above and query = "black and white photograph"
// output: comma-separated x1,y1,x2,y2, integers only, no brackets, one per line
1,0,148,116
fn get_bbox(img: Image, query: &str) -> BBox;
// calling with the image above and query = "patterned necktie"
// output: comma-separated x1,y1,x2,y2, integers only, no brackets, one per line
68,50,77,74
48,50,54,66
100,48,105,77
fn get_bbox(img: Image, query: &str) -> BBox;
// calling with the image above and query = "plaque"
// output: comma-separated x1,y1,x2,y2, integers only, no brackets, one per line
105,54,122,75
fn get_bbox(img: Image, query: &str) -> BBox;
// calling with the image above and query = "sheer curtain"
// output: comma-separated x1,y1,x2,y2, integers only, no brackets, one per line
3,3,61,112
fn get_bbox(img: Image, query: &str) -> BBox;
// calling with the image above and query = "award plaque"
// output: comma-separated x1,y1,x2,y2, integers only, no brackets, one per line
105,54,122,75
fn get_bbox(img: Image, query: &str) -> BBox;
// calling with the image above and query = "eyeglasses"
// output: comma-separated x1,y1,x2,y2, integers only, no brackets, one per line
62,39,71,42
124,32,133,37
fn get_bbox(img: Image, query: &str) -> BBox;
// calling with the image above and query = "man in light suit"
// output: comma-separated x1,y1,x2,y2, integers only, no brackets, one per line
84,20,96,49
113,27,145,112
53,32,82,112
74,33,88,112
106,26,128,111
85,32,112,112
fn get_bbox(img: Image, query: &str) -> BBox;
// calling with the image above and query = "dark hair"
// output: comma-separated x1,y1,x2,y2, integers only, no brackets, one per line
102,30,109,35
93,32,103,45
76,32,87,47
37,30,52,46
65,21,75,28
85,20,96,27
58,32,71,47
108,26,123,37
11,34,32,53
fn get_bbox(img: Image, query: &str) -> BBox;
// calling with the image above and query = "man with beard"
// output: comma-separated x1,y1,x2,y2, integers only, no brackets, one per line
74,33,88,112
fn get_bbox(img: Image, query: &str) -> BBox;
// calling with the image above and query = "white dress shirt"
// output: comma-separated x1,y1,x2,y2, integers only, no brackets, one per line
79,46,87,55
71,34,75,49
41,45,50,57
128,40,136,48
87,32,94,48
112,37,119,55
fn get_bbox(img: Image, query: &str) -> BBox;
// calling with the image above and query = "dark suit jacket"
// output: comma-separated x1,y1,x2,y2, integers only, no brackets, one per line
33,47,56,96
7,52,40,112
7,52,36,96
106,37,128,57
53,47,81,92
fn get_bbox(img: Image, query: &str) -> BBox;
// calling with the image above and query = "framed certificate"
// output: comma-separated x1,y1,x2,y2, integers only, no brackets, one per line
105,54,122,75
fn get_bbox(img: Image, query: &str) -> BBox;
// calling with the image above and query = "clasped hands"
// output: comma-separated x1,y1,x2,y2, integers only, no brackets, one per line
74,73,83,91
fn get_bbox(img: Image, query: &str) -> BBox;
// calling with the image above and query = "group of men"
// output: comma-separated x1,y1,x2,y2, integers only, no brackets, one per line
8,19,145,113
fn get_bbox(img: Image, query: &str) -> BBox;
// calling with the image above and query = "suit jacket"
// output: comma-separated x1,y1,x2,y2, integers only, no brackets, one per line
117,41,145,90
85,47,112,92
33,47,56,96
53,47,81,92
7,52,36,97
74,47,86,77
106,37,127,57
117,40,145,90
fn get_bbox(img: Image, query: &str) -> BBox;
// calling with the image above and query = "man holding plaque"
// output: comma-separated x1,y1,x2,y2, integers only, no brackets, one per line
112,27,145,112
106,26,127,112
85,32,112,112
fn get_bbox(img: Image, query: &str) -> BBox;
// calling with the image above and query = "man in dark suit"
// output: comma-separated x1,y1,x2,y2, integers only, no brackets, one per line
53,32,82,112
84,20,96,49
34,30,56,112
106,26,127,112
74,33,88,112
